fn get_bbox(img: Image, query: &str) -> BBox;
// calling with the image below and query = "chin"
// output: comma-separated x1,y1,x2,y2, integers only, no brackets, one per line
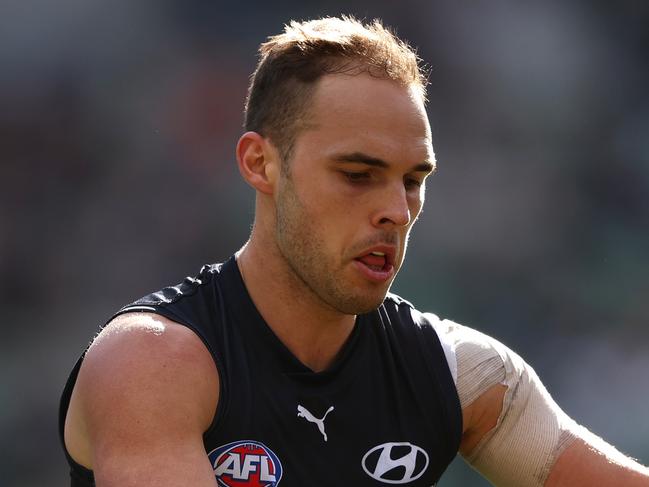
331,290,388,315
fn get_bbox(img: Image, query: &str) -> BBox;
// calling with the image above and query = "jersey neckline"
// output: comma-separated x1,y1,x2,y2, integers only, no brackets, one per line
219,255,366,377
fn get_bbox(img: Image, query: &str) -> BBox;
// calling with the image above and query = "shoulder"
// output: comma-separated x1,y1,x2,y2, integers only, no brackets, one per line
393,304,529,422
380,295,527,402
67,312,219,466
81,312,219,408
381,296,513,383
86,312,216,371
413,312,528,395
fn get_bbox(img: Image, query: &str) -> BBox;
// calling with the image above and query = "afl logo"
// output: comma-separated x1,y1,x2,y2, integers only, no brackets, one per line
361,442,429,484
208,440,283,487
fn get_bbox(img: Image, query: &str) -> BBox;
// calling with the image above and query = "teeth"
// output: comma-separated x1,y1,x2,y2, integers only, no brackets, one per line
370,251,386,256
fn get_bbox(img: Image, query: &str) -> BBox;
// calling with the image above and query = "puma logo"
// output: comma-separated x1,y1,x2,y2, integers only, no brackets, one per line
297,404,334,442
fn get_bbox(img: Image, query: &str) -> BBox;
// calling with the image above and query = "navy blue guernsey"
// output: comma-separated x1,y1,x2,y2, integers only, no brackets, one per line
60,257,462,486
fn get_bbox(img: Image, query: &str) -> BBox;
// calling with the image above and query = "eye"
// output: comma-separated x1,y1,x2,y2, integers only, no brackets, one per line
342,171,371,184
404,177,423,190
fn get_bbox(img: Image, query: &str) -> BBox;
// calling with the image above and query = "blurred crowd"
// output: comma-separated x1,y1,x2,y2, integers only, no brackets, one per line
1,1,647,486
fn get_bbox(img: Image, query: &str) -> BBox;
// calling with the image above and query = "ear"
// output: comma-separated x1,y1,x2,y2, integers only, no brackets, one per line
236,131,280,195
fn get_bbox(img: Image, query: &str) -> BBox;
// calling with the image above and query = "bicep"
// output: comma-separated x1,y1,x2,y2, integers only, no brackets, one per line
93,432,215,487
76,313,219,486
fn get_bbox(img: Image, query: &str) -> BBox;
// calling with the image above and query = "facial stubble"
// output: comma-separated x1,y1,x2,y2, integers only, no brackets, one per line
275,175,390,315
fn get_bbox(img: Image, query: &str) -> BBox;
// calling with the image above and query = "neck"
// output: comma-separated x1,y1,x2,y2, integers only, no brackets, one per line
235,234,356,373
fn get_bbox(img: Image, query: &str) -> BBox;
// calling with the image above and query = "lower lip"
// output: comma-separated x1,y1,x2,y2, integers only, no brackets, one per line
352,259,395,283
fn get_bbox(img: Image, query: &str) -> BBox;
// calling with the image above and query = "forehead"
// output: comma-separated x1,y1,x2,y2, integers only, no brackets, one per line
296,73,434,165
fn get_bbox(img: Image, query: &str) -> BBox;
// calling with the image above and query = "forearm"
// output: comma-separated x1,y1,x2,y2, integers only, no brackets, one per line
545,433,649,487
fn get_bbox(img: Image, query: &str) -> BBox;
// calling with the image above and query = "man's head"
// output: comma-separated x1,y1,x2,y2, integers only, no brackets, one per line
237,16,435,315
244,15,428,164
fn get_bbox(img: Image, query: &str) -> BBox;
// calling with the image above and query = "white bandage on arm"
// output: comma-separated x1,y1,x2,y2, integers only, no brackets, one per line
426,315,579,487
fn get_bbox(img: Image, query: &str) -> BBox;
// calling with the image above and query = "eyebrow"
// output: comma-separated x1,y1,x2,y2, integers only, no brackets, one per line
332,152,436,173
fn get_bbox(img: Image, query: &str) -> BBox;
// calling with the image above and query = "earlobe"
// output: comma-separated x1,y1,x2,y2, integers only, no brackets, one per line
236,131,278,195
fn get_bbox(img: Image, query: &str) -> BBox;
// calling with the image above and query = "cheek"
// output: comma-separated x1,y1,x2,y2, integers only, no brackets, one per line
307,184,357,225
312,201,360,254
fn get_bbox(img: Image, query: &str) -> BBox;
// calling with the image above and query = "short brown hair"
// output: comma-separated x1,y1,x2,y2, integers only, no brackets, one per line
244,16,427,163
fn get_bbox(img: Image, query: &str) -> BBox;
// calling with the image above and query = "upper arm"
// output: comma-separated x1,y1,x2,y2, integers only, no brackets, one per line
459,382,507,455
426,316,513,455
66,312,219,486
434,318,576,485
438,319,649,486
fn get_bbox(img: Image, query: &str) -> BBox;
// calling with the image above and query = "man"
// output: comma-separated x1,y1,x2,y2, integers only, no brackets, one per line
59,16,649,486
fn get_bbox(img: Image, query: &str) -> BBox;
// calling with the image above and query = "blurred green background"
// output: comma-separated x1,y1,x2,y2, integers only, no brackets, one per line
1,1,648,486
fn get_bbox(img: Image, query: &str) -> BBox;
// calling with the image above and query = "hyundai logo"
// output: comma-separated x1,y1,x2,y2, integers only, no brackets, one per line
361,442,429,484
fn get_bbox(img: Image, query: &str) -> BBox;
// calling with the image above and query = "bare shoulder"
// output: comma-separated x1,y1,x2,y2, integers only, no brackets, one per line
85,312,216,378
79,312,219,412
64,312,219,480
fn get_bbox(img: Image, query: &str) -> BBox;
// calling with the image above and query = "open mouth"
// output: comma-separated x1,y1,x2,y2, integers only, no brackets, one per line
356,251,390,272
353,250,395,282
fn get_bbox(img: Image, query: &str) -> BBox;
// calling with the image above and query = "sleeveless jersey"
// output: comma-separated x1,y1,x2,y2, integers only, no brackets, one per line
59,256,462,486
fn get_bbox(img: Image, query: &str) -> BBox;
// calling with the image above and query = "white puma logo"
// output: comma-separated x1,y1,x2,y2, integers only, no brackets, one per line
297,404,334,442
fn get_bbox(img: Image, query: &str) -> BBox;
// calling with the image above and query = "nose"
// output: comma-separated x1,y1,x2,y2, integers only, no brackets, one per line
371,183,411,228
